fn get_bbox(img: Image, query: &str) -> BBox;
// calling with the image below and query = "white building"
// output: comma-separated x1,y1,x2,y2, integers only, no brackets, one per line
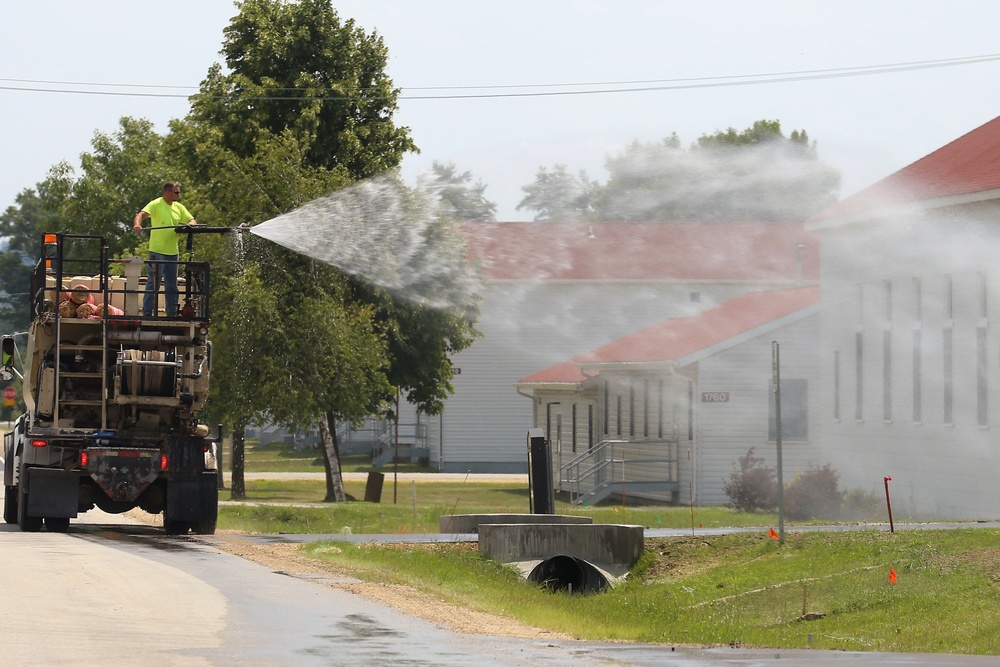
807,114,1000,519
424,222,819,473
515,286,822,506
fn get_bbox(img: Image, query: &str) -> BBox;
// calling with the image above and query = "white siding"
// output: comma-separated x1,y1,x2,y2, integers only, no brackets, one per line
817,202,1000,519
429,278,761,472
696,315,822,505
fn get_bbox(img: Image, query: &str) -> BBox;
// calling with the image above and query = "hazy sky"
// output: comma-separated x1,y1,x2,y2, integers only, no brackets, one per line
3,1,1000,221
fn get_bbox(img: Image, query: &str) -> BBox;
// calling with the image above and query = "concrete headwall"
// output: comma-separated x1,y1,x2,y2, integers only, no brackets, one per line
478,523,644,575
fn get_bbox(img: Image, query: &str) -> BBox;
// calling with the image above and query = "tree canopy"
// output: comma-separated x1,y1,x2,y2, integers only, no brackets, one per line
592,120,841,222
516,164,595,222
423,161,496,223
0,0,480,501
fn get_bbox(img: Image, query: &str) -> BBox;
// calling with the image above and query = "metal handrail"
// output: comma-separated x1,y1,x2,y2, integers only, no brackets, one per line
561,438,681,504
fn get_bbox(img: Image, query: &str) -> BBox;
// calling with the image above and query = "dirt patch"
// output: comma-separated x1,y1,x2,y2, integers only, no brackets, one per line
209,534,570,640
929,547,1000,586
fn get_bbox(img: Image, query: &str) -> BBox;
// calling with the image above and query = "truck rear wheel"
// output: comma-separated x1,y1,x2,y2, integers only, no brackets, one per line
3,485,17,524
44,517,70,532
163,519,190,535
194,519,216,535
17,481,42,532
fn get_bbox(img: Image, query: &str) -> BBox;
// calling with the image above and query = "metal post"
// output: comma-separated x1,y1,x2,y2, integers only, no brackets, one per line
772,341,785,544
884,475,894,533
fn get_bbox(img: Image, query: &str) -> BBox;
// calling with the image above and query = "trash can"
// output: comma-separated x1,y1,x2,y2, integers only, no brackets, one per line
364,471,385,503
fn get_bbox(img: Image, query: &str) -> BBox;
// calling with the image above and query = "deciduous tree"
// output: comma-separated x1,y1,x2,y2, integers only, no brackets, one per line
516,164,595,221
593,121,840,221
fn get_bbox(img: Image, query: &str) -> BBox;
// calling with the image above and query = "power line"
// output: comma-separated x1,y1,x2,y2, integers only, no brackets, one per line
1,52,998,101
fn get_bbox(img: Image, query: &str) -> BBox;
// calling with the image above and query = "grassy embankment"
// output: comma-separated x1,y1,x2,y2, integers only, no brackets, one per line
306,528,1000,654
221,441,1000,654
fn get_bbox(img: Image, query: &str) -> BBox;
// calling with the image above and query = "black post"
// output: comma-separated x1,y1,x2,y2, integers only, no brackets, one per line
528,428,554,514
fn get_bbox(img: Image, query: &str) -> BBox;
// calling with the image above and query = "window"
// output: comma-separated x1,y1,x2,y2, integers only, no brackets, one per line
587,405,594,450
855,331,864,421
688,380,694,441
629,384,635,436
769,378,808,440
944,326,953,424
657,378,665,438
603,383,609,435
616,395,622,436
833,350,840,420
883,328,892,422
978,324,988,427
642,378,649,437
913,328,922,424
571,403,578,453
556,413,562,452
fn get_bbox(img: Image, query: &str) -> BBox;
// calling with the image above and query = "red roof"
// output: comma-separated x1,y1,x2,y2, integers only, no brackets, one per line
810,114,1000,225
463,222,818,281
517,286,819,385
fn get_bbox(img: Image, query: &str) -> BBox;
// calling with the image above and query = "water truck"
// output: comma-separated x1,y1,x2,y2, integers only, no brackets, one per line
2,227,241,533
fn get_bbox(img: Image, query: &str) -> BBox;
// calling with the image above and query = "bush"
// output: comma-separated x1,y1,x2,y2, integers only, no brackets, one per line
784,464,844,520
841,487,885,521
723,448,777,512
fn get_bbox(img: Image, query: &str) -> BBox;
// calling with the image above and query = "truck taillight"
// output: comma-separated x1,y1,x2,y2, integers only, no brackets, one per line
31,439,47,447
80,451,88,467
160,454,168,470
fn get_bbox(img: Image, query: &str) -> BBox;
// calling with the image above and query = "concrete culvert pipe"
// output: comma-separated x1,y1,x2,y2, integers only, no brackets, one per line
528,554,610,594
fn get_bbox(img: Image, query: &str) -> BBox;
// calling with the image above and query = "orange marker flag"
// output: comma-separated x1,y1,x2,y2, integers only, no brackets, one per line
889,567,897,583
769,527,779,540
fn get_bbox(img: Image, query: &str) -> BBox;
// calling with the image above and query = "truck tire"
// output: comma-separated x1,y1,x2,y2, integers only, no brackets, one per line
163,519,190,535
194,519,217,535
44,517,70,532
17,478,42,532
3,485,17,524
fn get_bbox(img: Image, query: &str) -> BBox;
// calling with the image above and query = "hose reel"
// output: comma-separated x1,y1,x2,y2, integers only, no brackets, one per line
117,349,177,397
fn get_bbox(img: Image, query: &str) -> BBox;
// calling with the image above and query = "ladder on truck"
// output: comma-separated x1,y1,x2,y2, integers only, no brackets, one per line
46,234,110,430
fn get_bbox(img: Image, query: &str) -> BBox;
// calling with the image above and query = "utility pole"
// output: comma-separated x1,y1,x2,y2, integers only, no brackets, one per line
772,340,785,544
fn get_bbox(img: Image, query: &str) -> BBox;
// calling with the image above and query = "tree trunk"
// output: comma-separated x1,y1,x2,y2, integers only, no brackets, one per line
230,422,246,500
319,412,346,502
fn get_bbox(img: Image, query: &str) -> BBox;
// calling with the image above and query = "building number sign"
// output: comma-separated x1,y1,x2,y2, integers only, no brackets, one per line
701,391,730,403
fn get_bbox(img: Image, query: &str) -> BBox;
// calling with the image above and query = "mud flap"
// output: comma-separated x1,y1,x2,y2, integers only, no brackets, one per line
165,473,218,523
25,468,79,518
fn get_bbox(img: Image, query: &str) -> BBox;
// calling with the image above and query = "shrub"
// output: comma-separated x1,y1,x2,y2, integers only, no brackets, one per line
784,464,844,520
723,448,777,512
841,487,885,521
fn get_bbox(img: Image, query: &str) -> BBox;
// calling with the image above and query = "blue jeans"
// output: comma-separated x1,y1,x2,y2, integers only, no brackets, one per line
143,252,179,317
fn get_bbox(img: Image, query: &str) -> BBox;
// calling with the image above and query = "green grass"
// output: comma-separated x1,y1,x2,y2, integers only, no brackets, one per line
240,440,432,474
303,529,1000,654
219,478,778,534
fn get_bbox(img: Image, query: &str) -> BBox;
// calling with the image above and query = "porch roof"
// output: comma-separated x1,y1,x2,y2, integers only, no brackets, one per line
516,286,819,386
